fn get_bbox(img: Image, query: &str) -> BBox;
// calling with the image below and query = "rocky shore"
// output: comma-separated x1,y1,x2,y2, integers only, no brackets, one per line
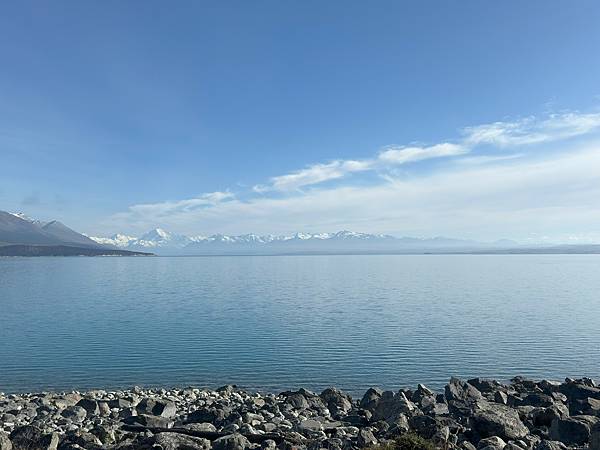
2,377,600,450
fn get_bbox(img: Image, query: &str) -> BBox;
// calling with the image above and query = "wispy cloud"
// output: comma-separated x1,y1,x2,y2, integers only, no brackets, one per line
116,191,234,219
463,112,600,147
378,143,467,164
254,159,372,193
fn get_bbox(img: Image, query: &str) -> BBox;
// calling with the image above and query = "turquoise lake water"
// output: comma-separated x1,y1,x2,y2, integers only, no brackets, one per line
1,254,599,395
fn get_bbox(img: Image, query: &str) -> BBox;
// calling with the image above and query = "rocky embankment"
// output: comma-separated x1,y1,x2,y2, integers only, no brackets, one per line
2,377,600,450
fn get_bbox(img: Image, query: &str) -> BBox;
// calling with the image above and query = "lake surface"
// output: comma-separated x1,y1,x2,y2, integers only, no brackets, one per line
1,255,599,396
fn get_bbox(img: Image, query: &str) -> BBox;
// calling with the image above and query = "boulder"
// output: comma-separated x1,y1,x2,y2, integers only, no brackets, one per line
549,415,598,445
591,421,600,450
476,436,506,449
212,433,251,450
9,426,58,450
136,398,177,418
60,405,87,422
471,402,529,441
356,428,377,447
76,398,100,415
446,378,483,411
533,440,568,450
319,388,352,418
153,432,212,450
0,432,11,450
360,388,382,411
123,413,174,428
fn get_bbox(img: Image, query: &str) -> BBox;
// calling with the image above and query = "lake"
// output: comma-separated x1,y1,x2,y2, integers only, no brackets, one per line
1,254,599,396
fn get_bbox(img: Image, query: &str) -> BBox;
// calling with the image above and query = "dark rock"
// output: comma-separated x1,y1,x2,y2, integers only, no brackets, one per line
10,426,58,450
468,379,506,394
534,440,568,450
549,415,598,445
123,413,174,428
60,405,87,422
108,398,134,409
521,394,555,408
136,398,177,418
360,388,382,411
371,391,417,424
75,398,99,415
446,378,483,405
494,392,508,405
471,402,529,441
319,388,352,418
559,380,600,402
185,408,227,425
591,421,600,450
571,397,600,416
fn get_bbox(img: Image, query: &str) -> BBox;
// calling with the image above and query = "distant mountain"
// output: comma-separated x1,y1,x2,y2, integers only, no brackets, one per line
89,228,524,255
0,211,152,257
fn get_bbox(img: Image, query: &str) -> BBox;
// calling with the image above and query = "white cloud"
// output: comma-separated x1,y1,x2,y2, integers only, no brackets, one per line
463,112,600,147
378,143,468,164
254,159,373,192
116,191,234,219
102,110,600,242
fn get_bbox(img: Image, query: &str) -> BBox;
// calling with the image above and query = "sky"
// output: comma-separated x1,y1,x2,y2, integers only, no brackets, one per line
1,1,600,243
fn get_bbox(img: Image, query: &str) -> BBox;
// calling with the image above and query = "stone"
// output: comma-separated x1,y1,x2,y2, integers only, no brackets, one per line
572,397,600,416
549,415,598,445
9,426,58,450
446,378,483,404
212,433,251,450
591,421,600,450
61,405,87,422
184,423,218,432
75,398,100,415
372,391,417,424
494,391,508,405
319,388,352,418
298,419,323,433
477,436,506,449
357,428,378,447
471,402,529,441
360,388,382,411
0,432,11,450
136,398,177,418
534,440,568,450
153,432,212,450
122,413,174,428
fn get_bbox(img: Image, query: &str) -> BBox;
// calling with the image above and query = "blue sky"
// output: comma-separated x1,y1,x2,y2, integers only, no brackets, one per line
2,1,600,242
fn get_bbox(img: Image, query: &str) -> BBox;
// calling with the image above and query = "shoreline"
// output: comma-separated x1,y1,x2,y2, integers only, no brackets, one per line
2,376,600,449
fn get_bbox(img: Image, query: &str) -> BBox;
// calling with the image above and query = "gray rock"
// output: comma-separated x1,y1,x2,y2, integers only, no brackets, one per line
471,402,529,441
534,440,568,450
477,436,506,449
446,378,483,406
75,398,99,415
319,388,352,418
212,433,251,450
153,432,212,450
123,413,174,428
371,391,417,424
136,398,177,418
549,415,598,445
0,432,12,450
360,388,382,411
61,405,87,422
356,428,377,447
9,426,58,450
183,423,218,432
298,419,323,433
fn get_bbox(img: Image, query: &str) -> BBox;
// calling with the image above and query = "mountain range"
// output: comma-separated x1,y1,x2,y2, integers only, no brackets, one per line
89,227,523,255
2,209,599,256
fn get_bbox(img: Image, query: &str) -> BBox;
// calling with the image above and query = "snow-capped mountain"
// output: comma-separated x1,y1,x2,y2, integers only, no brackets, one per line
88,228,497,255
